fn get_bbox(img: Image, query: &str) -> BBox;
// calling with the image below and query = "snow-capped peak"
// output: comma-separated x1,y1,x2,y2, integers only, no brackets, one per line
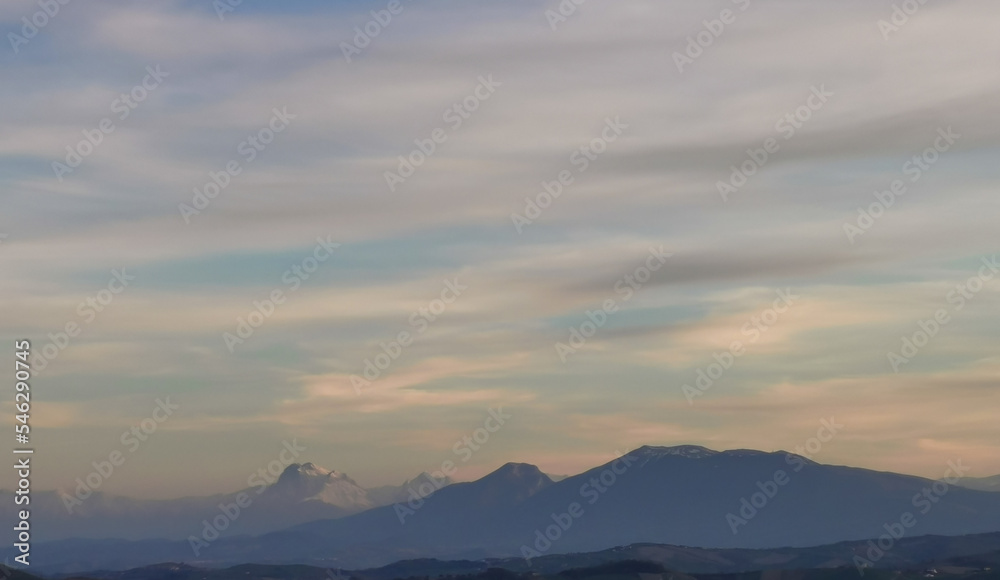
296,462,333,477
631,445,719,459
267,463,373,510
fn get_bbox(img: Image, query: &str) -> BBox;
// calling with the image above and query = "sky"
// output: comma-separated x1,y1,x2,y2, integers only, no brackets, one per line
1,0,999,500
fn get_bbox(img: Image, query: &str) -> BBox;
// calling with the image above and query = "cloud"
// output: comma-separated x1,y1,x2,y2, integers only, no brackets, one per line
3,0,999,496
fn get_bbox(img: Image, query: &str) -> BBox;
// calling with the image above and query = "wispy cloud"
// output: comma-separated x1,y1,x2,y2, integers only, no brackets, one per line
3,0,999,497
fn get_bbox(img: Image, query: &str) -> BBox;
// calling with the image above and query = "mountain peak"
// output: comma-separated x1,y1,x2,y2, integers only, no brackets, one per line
278,462,336,483
489,462,548,481
719,448,772,457
267,462,372,510
480,462,553,491
631,444,719,459
450,462,552,507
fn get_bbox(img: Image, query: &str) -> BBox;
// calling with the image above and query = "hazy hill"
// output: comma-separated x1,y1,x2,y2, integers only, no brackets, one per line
955,476,1000,493
0,462,448,543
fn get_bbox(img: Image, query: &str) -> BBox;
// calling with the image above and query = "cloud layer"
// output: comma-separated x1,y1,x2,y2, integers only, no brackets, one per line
2,0,999,498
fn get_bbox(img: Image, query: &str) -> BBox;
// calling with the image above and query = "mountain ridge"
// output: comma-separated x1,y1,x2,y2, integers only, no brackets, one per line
30,531,1000,578
7,445,1000,572
0,461,452,544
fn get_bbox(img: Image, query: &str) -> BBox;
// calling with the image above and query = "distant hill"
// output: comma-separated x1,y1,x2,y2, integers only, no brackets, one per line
0,463,450,544
0,565,46,580
367,472,454,506
39,543,1000,580
955,476,1000,493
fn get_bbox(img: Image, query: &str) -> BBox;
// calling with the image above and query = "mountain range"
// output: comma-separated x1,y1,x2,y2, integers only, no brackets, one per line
36,532,1000,580
0,463,452,543
956,475,1000,493
6,445,1000,574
